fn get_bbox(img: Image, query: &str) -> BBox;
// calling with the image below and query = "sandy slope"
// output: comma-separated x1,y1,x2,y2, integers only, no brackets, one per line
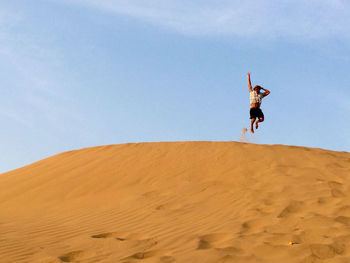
1,142,350,263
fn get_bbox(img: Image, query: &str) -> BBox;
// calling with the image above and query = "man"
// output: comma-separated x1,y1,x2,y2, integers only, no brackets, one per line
247,72,270,133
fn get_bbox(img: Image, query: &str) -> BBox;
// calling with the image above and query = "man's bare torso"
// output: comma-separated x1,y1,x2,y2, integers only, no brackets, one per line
250,102,261,108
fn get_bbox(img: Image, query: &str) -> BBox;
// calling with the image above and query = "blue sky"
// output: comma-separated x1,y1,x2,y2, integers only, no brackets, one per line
1,0,350,172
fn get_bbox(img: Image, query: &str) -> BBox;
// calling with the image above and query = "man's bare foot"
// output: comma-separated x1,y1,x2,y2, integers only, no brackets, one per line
255,122,259,129
250,126,254,133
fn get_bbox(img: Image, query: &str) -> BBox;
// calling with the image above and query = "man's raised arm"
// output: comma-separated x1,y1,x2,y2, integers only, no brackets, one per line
247,72,252,92
261,88,270,97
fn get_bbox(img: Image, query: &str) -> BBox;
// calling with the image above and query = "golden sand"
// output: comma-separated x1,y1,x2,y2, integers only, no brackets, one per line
1,141,350,263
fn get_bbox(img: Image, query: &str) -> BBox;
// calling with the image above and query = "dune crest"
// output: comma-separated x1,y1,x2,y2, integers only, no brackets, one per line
1,141,350,263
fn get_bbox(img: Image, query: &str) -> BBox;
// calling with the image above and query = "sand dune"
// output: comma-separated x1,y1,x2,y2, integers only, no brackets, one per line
1,141,350,263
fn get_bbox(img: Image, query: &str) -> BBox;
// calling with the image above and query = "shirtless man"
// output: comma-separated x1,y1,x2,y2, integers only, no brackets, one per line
247,72,270,133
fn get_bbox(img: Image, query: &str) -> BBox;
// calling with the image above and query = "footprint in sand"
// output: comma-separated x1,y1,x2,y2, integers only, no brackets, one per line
91,232,121,239
337,205,350,216
142,190,161,198
197,233,232,250
123,250,171,261
239,220,262,235
317,197,330,204
335,216,350,226
91,231,158,256
130,251,156,259
155,202,182,211
328,181,345,198
328,181,343,188
197,239,211,249
58,250,94,262
308,242,345,260
277,201,304,218
91,232,150,241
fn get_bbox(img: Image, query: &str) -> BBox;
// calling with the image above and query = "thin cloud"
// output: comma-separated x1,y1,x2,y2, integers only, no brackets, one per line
0,8,83,131
60,0,350,39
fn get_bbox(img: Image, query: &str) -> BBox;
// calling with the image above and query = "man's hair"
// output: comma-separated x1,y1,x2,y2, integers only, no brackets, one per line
253,85,262,91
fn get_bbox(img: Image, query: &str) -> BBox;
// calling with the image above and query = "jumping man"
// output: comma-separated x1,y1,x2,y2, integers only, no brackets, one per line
247,72,270,133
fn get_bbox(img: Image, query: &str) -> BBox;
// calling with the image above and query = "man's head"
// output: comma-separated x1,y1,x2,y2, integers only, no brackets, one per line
253,85,262,92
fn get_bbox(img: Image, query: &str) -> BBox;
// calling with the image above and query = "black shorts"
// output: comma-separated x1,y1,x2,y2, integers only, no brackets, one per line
250,107,264,119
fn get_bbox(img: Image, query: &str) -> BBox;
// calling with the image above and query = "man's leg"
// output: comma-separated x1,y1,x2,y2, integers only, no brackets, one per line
255,117,264,129
250,118,256,133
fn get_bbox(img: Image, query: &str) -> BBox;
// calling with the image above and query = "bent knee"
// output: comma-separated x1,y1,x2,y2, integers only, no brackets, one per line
259,118,264,122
